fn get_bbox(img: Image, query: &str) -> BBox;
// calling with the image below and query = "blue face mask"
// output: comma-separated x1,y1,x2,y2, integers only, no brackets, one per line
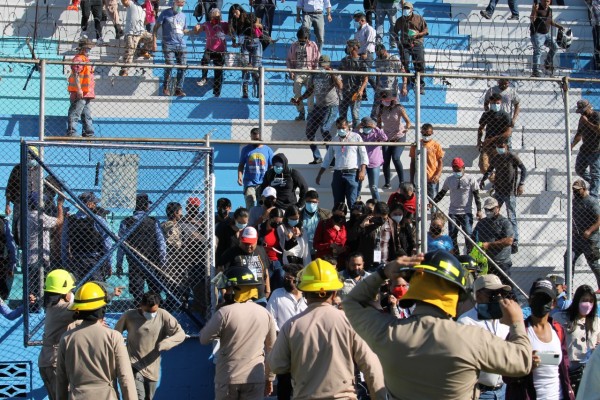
362,127,373,134
173,5,183,13
496,147,506,155
235,222,247,230
287,219,299,227
337,129,347,137
454,171,463,178
305,202,318,213
143,311,157,320
490,103,502,112
274,166,284,174
476,302,503,320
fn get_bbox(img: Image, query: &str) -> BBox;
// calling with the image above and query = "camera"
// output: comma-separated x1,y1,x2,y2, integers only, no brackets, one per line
477,292,503,320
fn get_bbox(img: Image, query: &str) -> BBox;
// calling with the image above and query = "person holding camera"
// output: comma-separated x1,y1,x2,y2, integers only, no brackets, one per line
457,274,512,399
505,278,575,399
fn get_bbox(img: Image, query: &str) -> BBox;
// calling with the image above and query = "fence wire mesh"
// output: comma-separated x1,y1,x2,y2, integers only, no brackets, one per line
21,141,214,344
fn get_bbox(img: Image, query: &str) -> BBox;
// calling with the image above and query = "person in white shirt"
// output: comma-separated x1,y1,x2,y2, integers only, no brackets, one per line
339,252,370,300
457,274,511,399
295,0,332,52
353,12,376,91
266,263,307,399
119,0,154,76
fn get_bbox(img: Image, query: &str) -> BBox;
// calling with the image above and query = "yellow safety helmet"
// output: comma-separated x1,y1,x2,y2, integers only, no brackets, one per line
44,269,76,294
297,258,343,293
69,282,108,311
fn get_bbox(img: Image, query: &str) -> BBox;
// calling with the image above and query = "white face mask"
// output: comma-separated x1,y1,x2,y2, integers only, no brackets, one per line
382,100,392,107
490,103,501,112
143,311,157,320
391,215,403,224
403,9,412,16
354,21,361,30
422,136,432,142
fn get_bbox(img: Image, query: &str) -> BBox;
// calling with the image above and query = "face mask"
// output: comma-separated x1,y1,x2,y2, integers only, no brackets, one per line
264,198,275,208
347,268,364,279
298,41,306,47
332,214,346,224
362,127,373,134
391,215,403,224
173,5,183,13
485,210,495,218
287,219,299,227
579,301,594,316
574,190,584,199
235,222,247,230
422,136,432,142
372,216,385,226
382,100,392,107
391,286,408,299
490,103,502,112
430,226,442,235
305,202,318,213
496,147,506,155
274,166,284,174
530,297,553,318
337,129,347,138
282,279,294,292
403,9,412,16
218,209,229,217
476,302,503,320
27,160,36,168
354,21,361,30
454,171,463,178
211,17,221,24
269,220,281,228
143,311,157,320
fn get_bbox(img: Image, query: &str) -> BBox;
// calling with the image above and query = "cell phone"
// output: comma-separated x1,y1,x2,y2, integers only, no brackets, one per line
538,352,560,366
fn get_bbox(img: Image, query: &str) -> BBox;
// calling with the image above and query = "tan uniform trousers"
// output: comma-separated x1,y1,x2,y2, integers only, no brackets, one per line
293,73,314,114
40,366,58,400
123,32,153,66
215,383,265,400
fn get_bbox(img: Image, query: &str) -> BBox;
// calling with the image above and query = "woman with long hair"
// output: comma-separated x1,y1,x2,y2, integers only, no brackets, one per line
554,284,600,395
228,3,262,98
258,207,284,290
277,205,310,266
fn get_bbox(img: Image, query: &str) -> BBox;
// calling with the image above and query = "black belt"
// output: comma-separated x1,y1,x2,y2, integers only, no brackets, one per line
477,383,504,392
303,10,323,14
337,168,357,174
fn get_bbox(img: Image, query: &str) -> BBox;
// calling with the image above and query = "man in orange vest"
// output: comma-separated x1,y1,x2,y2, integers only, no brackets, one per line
67,38,96,138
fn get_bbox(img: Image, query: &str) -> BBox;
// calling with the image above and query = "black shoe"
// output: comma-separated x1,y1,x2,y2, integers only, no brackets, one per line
480,10,491,19
511,242,519,254
383,183,392,189
295,113,305,121
82,132,94,138
308,158,322,165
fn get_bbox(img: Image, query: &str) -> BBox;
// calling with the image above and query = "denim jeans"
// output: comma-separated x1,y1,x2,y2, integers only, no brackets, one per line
241,38,262,85
427,181,439,199
375,2,398,47
332,170,360,209
358,166,381,201
479,385,506,400
162,43,187,90
67,98,94,136
306,105,336,160
494,193,518,243
339,92,362,128
270,259,285,291
383,145,405,185
530,32,558,73
365,51,376,90
302,13,324,52
575,151,600,198
485,0,518,16
399,42,425,85
448,213,474,254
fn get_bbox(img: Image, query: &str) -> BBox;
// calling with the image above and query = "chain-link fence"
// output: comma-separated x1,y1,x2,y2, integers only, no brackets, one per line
21,140,214,344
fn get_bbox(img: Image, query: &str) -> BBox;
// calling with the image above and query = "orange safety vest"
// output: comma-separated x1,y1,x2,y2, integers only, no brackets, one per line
67,54,93,93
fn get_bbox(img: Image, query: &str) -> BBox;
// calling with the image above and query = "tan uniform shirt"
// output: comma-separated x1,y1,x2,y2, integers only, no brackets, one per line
267,302,386,400
56,321,137,400
200,301,277,385
39,300,73,368
343,273,532,400
114,308,186,382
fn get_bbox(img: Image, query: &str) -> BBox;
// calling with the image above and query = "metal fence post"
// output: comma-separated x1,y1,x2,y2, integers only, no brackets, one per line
563,77,573,299
259,66,265,135
415,73,427,252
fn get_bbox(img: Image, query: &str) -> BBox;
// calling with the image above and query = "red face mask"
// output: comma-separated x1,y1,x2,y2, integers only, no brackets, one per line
391,286,408,299
211,18,220,25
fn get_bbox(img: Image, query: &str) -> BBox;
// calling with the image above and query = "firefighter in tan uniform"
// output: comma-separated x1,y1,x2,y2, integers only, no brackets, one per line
267,259,386,400
56,282,137,400
200,267,277,399
344,250,532,400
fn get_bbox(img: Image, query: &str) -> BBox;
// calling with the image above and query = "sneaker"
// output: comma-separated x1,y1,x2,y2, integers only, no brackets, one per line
480,10,492,19
82,132,94,138
295,113,305,121
530,71,542,78
162,87,170,96
115,29,124,40
174,89,186,97
308,158,323,165
507,14,519,20
544,64,555,76
197,78,207,86
119,69,128,77
383,183,392,189
511,242,519,254
420,86,426,95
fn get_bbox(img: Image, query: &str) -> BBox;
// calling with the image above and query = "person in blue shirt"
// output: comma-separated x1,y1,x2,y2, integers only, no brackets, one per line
0,217,17,299
427,212,454,252
548,274,572,316
116,193,167,303
237,128,274,209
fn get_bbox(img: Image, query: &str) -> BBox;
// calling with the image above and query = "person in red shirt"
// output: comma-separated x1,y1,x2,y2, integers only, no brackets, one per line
313,202,348,266
258,208,284,290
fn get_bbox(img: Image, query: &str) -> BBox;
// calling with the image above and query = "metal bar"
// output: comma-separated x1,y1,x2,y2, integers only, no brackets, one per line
259,67,265,136
427,195,529,300
416,73,427,252
20,141,30,346
420,72,565,82
563,77,573,300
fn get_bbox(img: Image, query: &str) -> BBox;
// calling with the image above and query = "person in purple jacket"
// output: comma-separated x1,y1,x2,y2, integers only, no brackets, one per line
356,116,388,201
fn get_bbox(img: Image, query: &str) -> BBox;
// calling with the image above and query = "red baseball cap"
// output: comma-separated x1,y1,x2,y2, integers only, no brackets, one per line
187,197,201,206
240,227,258,244
451,157,465,168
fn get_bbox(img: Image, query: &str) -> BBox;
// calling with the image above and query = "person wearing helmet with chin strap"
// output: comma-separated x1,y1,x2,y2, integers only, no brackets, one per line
200,266,277,399
38,269,77,400
267,258,386,400
56,281,136,400
343,250,532,400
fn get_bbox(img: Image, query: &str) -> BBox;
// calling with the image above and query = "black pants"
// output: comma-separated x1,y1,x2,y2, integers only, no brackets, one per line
81,0,103,39
276,373,292,400
363,0,376,25
254,3,275,49
201,50,225,96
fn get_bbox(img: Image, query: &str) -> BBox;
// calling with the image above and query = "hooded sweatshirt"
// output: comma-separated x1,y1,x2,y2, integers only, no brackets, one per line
259,153,308,210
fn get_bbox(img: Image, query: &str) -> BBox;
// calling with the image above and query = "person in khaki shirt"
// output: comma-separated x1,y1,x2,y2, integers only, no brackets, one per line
267,259,386,400
56,282,136,400
38,270,77,400
200,266,277,399
344,250,533,400
115,291,186,400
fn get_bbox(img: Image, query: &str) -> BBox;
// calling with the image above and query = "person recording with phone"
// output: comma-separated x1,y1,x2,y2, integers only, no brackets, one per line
457,274,511,399
505,278,575,400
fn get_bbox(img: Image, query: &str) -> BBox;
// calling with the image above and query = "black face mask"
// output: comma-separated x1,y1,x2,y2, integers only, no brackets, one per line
270,220,281,228
530,297,553,318
371,216,385,226
218,209,229,217
574,191,584,199
477,302,503,320
347,268,364,279
283,280,294,292
332,215,346,224
430,226,442,236
264,199,275,208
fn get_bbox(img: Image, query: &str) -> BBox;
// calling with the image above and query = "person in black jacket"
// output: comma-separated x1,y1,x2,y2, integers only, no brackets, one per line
259,153,308,210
